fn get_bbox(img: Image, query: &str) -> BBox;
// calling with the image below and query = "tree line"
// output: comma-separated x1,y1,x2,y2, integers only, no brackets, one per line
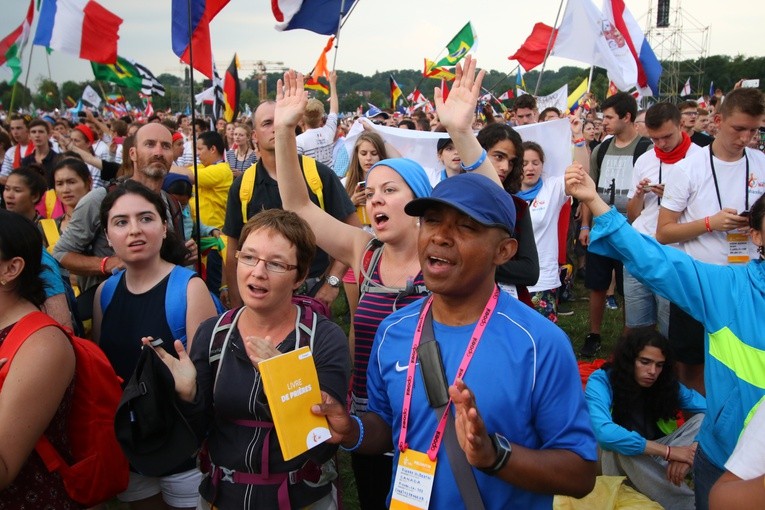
2,54,763,115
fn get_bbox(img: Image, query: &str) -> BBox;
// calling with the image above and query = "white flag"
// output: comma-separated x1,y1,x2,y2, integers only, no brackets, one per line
681,78,691,97
81,84,102,107
551,0,637,91
535,84,569,113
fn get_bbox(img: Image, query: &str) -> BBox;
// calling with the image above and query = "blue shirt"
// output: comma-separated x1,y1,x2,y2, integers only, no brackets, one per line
367,291,597,509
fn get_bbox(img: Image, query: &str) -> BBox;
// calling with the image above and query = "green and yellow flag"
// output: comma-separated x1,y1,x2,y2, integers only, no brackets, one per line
91,56,165,96
434,22,477,68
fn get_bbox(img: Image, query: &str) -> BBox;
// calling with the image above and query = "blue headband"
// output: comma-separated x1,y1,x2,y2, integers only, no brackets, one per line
367,158,432,198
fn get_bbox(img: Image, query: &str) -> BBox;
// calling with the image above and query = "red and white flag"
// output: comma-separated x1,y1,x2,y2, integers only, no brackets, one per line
681,78,691,97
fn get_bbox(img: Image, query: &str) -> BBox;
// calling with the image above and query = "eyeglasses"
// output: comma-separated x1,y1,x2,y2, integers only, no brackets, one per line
235,251,297,273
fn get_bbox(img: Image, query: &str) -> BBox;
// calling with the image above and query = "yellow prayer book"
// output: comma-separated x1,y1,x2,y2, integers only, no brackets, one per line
258,346,331,460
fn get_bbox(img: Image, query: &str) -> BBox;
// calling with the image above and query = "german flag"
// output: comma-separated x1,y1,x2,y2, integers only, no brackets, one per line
223,53,240,122
390,75,404,110
304,36,334,95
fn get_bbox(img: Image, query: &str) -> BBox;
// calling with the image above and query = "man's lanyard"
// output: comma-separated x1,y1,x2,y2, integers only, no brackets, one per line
398,285,500,461
709,144,750,211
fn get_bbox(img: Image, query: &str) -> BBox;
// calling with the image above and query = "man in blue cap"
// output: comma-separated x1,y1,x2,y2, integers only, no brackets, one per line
315,172,597,509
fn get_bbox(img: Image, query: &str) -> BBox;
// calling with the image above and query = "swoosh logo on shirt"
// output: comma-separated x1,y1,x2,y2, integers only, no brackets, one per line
395,361,408,372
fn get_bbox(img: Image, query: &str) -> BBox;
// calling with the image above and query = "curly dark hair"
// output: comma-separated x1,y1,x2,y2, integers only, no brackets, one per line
100,180,190,266
602,328,680,427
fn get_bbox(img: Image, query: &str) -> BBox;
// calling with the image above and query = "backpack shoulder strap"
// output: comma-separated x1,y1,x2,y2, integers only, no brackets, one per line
594,137,612,174
239,162,258,222
39,218,60,254
99,269,126,315
44,189,58,219
0,312,59,382
359,238,385,298
163,192,185,239
209,307,246,394
301,156,324,210
293,303,318,352
166,265,196,346
633,136,653,165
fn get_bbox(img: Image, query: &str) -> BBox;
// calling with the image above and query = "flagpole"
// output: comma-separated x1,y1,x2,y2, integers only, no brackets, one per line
533,0,565,95
587,65,594,93
185,0,203,275
338,0,360,31
20,43,36,112
331,0,346,71
486,64,519,95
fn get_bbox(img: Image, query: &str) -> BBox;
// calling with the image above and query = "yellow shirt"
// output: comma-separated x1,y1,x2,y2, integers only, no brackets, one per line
190,160,233,229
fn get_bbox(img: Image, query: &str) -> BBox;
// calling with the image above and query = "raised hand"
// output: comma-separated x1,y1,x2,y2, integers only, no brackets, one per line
434,55,486,134
565,163,599,204
274,70,308,131
141,337,197,402
449,378,496,469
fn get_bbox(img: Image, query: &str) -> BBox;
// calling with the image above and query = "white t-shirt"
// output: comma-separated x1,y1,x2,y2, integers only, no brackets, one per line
628,143,703,236
526,176,569,292
661,147,765,265
296,113,338,168
725,403,765,480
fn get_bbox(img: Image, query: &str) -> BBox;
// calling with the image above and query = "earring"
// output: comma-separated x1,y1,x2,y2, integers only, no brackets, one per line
0,279,6,286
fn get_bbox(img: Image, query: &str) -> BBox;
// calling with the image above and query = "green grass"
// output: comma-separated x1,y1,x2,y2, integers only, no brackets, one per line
558,277,625,360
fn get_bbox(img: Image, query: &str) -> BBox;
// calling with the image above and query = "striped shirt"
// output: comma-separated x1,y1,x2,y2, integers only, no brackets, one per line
351,255,426,414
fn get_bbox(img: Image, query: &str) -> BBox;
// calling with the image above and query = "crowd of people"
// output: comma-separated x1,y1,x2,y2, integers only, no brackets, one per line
0,57,763,510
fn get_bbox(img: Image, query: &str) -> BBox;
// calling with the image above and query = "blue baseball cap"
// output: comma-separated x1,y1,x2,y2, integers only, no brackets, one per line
405,173,516,234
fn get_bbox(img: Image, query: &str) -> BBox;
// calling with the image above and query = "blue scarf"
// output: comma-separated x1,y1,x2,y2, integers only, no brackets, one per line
515,178,544,203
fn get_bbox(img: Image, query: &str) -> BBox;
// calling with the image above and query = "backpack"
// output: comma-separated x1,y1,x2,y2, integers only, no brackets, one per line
0,311,129,506
358,238,428,302
239,156,324,223
594,136,653,173
100,265,226,348
209,300,319,385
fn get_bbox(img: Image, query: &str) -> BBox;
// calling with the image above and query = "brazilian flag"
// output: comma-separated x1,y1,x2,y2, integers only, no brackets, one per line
91,56,143,91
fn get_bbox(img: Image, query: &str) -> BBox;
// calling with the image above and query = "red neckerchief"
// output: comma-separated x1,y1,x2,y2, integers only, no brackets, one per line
655,131,692,164
12,142,34,169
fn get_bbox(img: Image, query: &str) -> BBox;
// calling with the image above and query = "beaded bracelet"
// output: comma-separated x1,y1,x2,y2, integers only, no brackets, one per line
579,226,591,231
340,415,364,452
460,149,487,172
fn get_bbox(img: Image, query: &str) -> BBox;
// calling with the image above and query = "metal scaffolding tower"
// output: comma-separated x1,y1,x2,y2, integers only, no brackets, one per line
645,0,710,101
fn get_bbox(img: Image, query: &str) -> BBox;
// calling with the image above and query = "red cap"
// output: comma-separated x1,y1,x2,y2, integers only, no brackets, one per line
74,124,95,144
172,132,184,142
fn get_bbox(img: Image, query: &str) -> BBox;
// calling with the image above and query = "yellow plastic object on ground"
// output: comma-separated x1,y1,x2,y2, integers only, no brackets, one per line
553,476,664,510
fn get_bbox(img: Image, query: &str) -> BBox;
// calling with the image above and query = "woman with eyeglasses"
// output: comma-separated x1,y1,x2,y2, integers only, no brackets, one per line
147,208,350,509
92,180,217,510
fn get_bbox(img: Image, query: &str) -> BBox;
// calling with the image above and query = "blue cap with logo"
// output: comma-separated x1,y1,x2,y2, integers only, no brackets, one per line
404,173,516,234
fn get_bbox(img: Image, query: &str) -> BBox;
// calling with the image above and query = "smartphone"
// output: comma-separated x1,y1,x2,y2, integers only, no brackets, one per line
356,181,366,191
742,79,760,88
642,183,655,191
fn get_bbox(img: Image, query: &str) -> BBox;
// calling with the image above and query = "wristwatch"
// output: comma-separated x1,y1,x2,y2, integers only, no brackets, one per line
478,433,512,475
326,275,341,288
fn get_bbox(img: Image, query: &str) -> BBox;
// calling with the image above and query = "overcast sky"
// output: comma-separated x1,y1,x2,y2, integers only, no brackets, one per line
4,0,763,90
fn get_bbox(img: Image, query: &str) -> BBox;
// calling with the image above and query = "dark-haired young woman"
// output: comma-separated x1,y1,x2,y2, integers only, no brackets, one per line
92,180,216,510
0,210,78,508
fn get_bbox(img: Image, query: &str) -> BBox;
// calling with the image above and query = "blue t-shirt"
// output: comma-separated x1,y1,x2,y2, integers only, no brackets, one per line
367,291,597,509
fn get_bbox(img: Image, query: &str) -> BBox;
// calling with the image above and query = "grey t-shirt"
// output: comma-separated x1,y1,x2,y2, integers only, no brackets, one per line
590,136,648,214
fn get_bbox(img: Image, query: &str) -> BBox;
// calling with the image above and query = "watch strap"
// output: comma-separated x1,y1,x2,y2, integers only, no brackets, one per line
478,433,511,475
